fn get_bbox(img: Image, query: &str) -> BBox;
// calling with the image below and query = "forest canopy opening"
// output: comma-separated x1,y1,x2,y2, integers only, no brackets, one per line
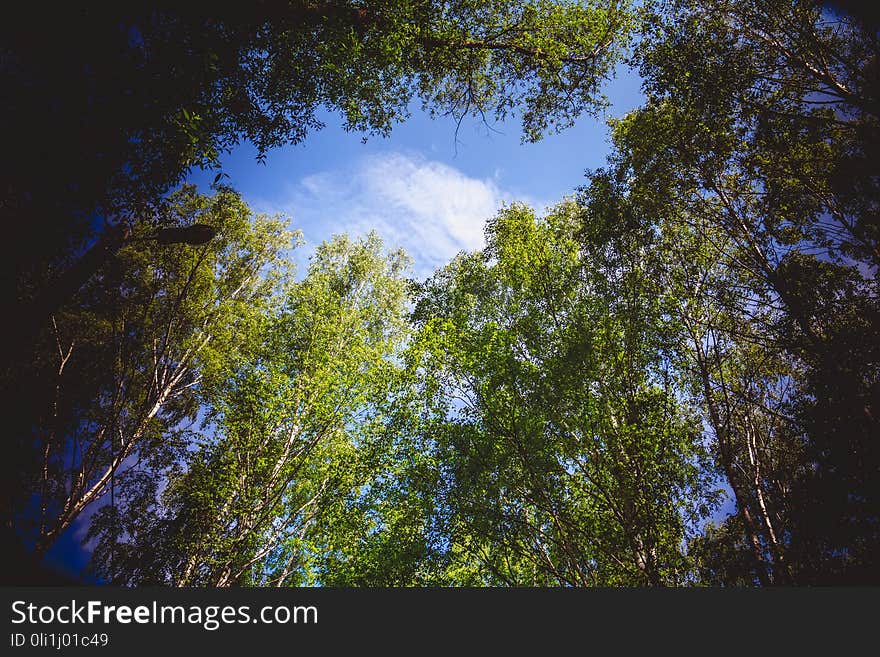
2,0,877,586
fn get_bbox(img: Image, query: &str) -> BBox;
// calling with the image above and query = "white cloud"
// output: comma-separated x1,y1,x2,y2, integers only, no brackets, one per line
260,152,532,278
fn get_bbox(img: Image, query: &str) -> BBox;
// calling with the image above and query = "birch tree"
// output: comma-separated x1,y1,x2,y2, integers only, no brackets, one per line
19,185,291,558
90,233,410,586
406,202,716,585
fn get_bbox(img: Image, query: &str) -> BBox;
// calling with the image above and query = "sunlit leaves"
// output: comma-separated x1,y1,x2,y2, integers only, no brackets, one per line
408,202,716,585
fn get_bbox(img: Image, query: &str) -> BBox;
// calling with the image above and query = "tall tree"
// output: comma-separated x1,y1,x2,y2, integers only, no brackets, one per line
407,202,717,585
89,233,411,586
575,0,880,582
6,186,291,560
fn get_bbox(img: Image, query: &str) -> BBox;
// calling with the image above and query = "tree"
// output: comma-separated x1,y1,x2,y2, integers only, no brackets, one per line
570,0,880,582
89,233,412,586
7,0,877,587
6,186,291,560
406,202,716,585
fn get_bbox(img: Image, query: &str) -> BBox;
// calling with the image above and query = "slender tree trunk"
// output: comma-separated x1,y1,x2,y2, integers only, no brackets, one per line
745,418,793,584
690,328,773,585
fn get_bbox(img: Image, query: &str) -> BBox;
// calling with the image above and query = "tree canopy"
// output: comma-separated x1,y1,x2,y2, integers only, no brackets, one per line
3,0,878,586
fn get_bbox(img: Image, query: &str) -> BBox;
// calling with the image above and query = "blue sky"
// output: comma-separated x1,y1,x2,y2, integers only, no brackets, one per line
187,68,645,279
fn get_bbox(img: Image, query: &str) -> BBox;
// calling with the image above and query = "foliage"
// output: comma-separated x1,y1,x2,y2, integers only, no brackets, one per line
89,233,412,585
1,1,634,318
576,0,880,583
6,185,292,559
405,203,718,585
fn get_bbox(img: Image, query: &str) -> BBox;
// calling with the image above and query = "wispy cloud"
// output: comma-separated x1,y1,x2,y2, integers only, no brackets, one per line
256,151,537,278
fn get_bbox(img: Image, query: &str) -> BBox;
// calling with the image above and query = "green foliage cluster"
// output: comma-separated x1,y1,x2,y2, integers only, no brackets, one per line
6,186,292,560
406,202,716,585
